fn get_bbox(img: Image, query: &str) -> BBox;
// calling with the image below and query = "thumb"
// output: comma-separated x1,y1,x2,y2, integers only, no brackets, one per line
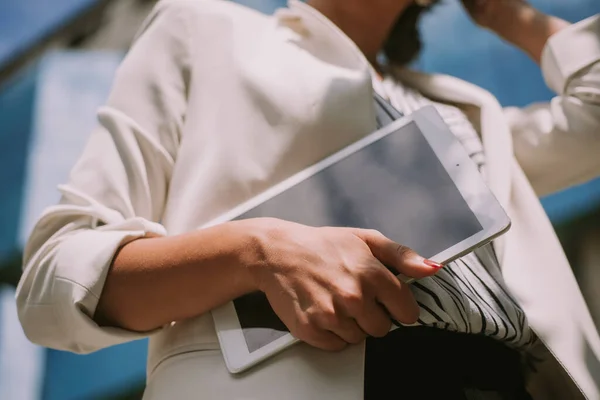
351,229,443,279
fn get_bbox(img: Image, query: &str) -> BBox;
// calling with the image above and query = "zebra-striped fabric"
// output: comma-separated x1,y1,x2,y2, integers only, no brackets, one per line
374,76,533,348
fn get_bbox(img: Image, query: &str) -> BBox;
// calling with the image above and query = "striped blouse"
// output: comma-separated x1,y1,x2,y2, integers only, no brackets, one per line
374,74,533,348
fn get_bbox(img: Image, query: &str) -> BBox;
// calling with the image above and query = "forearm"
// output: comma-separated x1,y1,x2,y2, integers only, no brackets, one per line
487,4,570,63
95,221,261,332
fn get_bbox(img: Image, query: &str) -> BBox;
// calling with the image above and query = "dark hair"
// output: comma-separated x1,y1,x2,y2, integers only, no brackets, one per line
383,1,441,67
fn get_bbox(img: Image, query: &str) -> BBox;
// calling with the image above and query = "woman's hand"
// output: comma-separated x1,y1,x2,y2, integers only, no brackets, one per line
460,0,569,63
461,0,530,31
245,218,441,351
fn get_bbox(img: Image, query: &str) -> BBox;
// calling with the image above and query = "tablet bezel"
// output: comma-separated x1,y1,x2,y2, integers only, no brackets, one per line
208,105,511,374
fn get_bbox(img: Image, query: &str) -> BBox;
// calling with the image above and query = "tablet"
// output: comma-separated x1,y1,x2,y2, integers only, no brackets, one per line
208,105,511,374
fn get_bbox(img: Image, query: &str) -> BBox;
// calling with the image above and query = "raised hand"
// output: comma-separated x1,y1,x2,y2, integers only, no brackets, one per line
461,0,530,30
460,0,569,63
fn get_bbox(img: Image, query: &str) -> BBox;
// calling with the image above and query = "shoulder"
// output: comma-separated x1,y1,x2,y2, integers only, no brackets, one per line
131,0,275,62
152,0,272,27
139,0,274,54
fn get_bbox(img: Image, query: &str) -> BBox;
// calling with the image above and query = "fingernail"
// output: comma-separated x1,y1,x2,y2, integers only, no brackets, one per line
423,259,443,269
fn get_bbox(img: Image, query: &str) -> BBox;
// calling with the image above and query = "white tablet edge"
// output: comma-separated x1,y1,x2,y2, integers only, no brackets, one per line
412,106,511,265
209,105,511,374
212,302,299,374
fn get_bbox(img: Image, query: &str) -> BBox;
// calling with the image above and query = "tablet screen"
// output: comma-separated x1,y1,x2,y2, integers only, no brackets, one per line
233,121,482,353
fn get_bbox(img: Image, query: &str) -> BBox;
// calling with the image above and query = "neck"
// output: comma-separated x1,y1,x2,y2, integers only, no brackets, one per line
307,0,412,65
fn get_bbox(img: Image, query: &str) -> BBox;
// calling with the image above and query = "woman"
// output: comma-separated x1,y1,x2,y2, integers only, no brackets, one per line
16,0,600,398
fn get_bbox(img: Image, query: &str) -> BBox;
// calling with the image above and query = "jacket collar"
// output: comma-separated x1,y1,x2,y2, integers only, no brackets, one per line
278,1,382,82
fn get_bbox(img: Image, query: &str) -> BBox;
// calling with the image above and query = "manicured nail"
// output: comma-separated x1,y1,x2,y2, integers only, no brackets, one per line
423,259,443,269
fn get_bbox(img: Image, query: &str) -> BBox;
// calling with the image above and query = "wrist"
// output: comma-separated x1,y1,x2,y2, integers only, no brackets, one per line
485,5,569,62
185,221,264,298
229,218,280,293
482,3,534,36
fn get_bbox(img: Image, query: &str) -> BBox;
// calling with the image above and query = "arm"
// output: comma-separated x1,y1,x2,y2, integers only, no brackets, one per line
17,2,438,353
16,2,193,353
101,217,441,350
506,16,600,196
462,0,569,63
95,223,258,332
463,1,600,196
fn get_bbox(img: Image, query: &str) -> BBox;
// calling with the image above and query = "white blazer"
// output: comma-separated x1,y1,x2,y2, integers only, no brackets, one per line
16,0,600,398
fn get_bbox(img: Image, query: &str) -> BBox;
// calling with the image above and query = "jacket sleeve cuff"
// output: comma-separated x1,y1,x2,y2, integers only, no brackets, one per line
52,219,165,353
542,14,600,94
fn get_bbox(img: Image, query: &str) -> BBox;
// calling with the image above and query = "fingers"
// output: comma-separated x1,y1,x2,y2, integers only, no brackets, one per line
353,301,392,338
351,228,443,279
460,0,477,13
293,301,366,350
298,327,348,352
309,304,367,345
328,318,366,345
334,264,416,330
372,263,421,324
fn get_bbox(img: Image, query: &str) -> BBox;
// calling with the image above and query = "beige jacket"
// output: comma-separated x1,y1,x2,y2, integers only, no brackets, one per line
16,0,600,398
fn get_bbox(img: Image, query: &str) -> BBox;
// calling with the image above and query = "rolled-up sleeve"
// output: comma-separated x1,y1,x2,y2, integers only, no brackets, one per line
505,15,600,196
16,1,191,354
